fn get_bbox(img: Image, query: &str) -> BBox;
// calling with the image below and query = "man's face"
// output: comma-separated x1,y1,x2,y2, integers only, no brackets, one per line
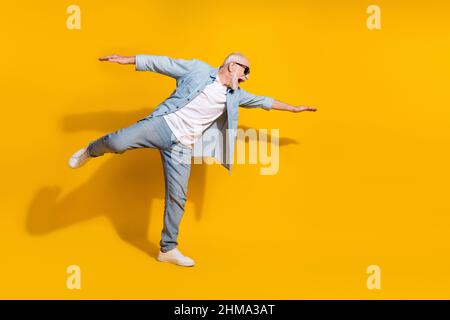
237,58,250,84
230,58,250,90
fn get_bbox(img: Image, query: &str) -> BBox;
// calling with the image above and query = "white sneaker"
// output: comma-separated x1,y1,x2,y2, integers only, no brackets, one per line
68,147,91,169
157,248,195,267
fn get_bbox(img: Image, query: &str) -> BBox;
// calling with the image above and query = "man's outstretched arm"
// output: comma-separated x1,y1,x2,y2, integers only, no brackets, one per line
239,88,317,113
98,54,196,79
271,99,317,113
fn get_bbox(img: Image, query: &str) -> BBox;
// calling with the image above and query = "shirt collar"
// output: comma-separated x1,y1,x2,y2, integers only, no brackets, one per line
210,67,235,93
209,67,219,79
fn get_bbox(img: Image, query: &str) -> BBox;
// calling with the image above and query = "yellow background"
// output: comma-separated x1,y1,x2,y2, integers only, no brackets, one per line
1,0,450,299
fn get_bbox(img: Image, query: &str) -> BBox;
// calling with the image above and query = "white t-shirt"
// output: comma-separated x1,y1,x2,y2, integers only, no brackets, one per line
162,74,228,148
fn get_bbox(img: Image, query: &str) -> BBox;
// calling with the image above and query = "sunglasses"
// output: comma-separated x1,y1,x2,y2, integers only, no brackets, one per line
235,62,250,75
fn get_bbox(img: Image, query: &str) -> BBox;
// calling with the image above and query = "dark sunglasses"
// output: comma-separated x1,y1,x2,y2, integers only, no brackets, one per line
235,62,250,75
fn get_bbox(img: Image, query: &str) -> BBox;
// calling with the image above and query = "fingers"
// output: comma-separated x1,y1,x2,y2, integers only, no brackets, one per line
294,106,317,112
98,55,111,61
98,54,119,61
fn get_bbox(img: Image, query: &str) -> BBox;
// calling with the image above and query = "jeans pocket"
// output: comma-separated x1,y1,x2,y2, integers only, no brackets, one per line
169,134,181,148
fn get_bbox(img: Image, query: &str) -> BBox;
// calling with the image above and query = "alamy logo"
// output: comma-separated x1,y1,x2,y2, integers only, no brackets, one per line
170,127,280,175
66,5,81,30
366,265,381,290
366,5,381,30
66,265,81,290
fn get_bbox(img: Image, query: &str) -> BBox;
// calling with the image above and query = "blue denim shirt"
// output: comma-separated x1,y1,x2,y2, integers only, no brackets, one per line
135,54,274,174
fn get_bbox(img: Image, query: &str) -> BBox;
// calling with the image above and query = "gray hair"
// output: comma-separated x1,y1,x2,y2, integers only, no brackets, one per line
221,52,246,68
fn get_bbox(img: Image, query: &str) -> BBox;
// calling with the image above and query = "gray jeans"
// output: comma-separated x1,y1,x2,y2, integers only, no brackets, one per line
86,116,192,253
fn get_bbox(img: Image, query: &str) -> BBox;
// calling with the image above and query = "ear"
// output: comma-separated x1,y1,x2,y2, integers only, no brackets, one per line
227,62,235,73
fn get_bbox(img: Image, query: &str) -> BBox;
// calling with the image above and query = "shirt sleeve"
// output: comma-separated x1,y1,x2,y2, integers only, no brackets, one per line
135,54,197,79
238,88,274,111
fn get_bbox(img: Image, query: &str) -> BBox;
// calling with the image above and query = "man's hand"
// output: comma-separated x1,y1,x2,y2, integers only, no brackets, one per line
291,106,317,112
98,54,135,64
272,99,317,112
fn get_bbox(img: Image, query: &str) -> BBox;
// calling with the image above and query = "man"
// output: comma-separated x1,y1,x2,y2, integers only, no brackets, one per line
68,52,317,267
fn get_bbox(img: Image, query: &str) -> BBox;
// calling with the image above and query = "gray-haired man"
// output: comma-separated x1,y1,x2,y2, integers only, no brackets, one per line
68,52,317,267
